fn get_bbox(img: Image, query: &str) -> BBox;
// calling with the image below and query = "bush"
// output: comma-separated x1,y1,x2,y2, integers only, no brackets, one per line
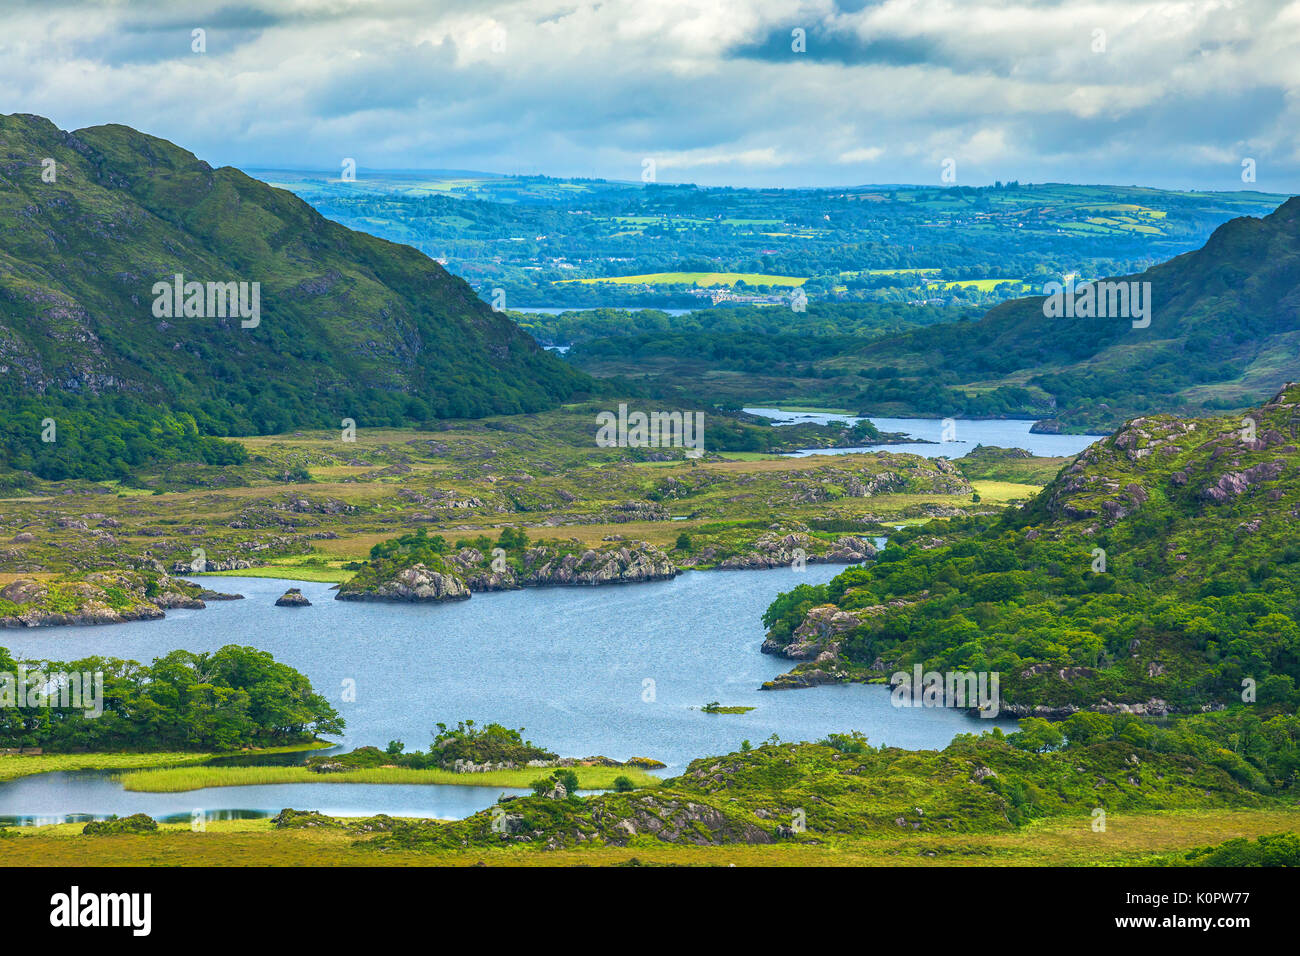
82,813,158,836
1181,833,1300,867
430,720,556,768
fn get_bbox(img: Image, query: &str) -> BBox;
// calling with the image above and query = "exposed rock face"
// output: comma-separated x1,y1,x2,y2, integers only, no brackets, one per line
762,667,845,690
516,542,677,587
487,793,776,848
170,558,254,573
336,563,471,603
445,754,664,774
1094,697,1169,717
196,588,244,602
823,535,878,562
762,604,863,659
720,533,877,570
1201,460,1287,503
1020,662,1094,681
1041,396,1297,526
337,541,676,603
448,548,519,591
589,795,776,847
275,587,312,607
721,532,815,570
0,571,205,627
602,502,670,523
996,702,1082,719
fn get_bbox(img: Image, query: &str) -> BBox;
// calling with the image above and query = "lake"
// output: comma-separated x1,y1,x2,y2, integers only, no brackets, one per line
0,566,1013,822
742,408,1099,459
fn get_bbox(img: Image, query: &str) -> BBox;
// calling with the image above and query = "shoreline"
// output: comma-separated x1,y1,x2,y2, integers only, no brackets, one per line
197,554,875,586
0,742,331,785
116,763,663,793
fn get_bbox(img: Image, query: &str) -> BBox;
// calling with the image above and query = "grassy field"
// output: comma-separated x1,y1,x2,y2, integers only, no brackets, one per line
969,480,1041,504
0,744,330,783
929,278,1023,292
117,764,663,793
204,563,353,583
3,806,1296,867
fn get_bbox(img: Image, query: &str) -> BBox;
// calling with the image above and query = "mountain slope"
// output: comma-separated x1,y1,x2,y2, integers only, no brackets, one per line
0,113,591,444
851,197,1300,430
761,384,1300,713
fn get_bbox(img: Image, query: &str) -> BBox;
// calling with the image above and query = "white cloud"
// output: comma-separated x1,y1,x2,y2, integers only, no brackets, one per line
0,0,1294,189
838,147,884,163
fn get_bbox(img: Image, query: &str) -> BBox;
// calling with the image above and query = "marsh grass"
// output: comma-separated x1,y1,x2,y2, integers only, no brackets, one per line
118,764,663,793
0,743,330,783
204,564,353,583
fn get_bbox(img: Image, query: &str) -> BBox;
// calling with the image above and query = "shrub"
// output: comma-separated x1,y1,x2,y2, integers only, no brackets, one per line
82,813,158,836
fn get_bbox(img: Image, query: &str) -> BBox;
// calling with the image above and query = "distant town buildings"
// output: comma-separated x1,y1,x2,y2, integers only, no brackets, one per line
689,288,788,306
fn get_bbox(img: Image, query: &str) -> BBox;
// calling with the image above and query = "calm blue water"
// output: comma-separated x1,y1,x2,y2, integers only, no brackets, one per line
0,771,522,826
0,566,1013,822
743,408,1099,459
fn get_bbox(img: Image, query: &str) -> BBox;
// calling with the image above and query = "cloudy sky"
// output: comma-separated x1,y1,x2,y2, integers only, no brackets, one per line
3,0,1298,190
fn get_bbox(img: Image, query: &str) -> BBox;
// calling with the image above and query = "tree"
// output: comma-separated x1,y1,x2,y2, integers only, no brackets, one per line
1008,717,1064,753
1063,711,1115,747
555,768,581,799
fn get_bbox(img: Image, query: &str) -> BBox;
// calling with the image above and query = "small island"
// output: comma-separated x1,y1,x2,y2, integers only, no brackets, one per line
275,587,312,607
700,701,755,715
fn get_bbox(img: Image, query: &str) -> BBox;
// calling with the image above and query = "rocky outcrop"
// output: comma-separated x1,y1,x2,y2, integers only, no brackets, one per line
589,795,775,847
336,563,471,603
823,535,878,562
762,604,862,659
602,502,670,523
721,532,815,570
336,541,676,603
170,558,254,573
761,667,847,690
448,548,519,591
275,587,312,607
448,754,666,774
516,542,676,587
195,588,244,602
720,533,877,570
1201,460,1287,503
0,570,207,627
483,793,776,848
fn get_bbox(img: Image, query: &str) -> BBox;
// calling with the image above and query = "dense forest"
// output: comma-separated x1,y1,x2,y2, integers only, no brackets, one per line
0,645,342,751
762,387,1300,712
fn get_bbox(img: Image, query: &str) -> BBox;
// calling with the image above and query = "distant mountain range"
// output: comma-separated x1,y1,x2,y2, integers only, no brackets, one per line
853,197,1300,429
0,114,592,443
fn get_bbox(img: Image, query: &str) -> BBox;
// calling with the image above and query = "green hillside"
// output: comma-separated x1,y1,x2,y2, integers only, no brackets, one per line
851,197,1300,430
762,384,1300,714
0,114,593,479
